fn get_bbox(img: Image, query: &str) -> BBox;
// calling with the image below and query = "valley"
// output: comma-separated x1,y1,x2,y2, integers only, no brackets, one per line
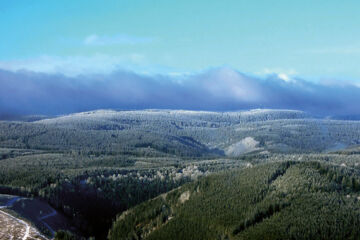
0,109,359,239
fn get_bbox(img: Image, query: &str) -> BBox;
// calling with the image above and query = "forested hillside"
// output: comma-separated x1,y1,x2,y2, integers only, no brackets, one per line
109,161,360,240
1,109,360,156
0,109,360,239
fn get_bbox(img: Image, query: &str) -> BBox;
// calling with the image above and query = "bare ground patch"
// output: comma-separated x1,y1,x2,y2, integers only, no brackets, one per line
0,210,48,240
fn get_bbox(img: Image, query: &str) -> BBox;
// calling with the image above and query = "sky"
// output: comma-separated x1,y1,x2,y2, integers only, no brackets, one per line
1,0,360,118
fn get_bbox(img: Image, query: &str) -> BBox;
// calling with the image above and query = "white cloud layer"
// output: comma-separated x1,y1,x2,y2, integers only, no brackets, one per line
1,66,360,119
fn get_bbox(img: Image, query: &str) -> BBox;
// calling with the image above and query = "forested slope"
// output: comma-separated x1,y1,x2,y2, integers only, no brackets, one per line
109,161,360,240
1,109,360,239
1,109,360,156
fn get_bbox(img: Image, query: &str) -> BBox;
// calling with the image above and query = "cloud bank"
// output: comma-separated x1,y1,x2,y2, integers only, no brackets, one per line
0,67,360,119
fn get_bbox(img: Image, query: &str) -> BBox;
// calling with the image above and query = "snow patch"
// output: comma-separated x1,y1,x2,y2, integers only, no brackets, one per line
179,191,190,204
225,137,260,156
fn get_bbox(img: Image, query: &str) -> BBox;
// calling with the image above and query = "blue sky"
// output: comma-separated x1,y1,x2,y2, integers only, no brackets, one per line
1,0,360,80
1,1,360,117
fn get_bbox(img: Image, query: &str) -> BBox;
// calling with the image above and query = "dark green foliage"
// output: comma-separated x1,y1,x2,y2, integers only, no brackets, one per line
55,230,77,240
0,150,192,238
109,161,360,240
1,110,360,239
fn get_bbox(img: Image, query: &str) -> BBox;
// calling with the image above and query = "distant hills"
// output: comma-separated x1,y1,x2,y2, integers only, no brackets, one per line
1,109,360,156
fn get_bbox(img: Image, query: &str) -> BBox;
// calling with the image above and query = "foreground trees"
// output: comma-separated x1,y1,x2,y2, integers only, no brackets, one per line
109,161,360,240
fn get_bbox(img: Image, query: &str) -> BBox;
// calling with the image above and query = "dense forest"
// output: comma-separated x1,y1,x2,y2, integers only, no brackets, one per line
0,109,359,239
1,109,360,155
109,161,360,240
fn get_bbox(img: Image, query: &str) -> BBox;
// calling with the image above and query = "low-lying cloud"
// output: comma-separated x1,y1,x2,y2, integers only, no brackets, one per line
1,67,360,119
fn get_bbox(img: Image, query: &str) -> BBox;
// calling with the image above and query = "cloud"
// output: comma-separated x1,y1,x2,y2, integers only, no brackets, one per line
84,34,153,46
259,68,297,82
0,67,360,118
0,54,148,77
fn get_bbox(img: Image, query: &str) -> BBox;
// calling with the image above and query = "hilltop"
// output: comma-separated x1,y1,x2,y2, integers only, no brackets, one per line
1,109,359,157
